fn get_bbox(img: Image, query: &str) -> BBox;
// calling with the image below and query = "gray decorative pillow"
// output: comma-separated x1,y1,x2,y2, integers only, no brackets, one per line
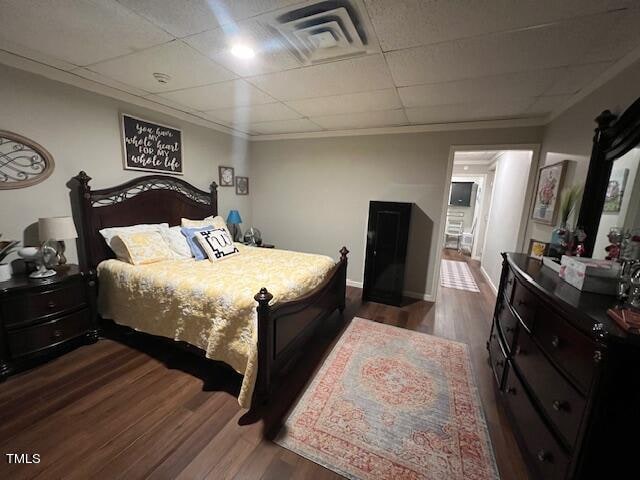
195,228,239,261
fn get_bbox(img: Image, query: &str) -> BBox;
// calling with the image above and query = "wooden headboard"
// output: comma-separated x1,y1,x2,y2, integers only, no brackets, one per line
69,171,217,271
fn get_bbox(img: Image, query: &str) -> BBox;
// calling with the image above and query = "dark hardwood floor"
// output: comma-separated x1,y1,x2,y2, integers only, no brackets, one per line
0,251,528,479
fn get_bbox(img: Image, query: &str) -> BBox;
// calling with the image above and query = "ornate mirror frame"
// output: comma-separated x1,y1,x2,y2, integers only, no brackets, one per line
577,97,640,256
0,130,55,189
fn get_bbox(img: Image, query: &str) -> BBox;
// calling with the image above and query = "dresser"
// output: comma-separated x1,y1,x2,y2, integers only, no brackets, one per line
0,266,99,379
489,253,640,480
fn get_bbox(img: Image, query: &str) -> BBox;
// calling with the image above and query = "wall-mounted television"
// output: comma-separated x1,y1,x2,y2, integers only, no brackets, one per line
449,182,474,207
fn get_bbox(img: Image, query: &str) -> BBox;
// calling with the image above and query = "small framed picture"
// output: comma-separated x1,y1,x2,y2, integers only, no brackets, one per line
236,176,249,195
219,166,234,186
531,161,567,225
528,239,550,260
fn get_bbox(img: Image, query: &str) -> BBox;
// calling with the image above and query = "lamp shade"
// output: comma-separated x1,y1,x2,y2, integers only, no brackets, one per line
226,210,242,225
39,216,78,242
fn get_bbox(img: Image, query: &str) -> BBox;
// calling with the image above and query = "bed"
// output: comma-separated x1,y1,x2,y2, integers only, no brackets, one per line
69,172,348,409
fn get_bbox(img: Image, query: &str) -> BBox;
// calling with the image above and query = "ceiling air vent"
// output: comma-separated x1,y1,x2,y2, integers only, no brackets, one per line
265,0,378,65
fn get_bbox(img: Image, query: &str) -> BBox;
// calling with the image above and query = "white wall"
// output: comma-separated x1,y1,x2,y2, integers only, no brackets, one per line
250,127,542,299
0,64,250,265
482,151,533,289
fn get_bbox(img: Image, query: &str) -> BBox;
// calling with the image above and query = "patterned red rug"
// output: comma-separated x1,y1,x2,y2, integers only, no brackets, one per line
275,317,499,480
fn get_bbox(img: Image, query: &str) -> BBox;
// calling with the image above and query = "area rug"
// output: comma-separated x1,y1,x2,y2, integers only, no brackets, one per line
440,259,480,292
275,318,499,480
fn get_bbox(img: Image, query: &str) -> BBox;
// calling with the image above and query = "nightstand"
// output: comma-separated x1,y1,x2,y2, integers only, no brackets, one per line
0,265,99,380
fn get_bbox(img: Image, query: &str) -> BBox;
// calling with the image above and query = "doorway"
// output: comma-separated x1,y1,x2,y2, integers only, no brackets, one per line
438,146,537,297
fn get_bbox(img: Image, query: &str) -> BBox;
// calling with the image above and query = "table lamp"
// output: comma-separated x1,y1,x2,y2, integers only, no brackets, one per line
226,210,242,242
39,216,78,268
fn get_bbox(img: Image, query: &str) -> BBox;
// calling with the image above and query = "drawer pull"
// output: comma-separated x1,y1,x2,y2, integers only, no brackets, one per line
51,329,63,340
537,449,553,463
551,335,562,348
507,386,517,395
593,350,602,363
496,360,504,367
517,299,526,307
47,301,57,309
552,400,568,412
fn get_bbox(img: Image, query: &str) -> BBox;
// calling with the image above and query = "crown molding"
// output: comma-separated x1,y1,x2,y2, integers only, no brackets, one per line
0,49,249,140
250,116,548,141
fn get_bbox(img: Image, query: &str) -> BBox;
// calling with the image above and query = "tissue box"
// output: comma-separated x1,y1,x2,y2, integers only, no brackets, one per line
559,256,620,295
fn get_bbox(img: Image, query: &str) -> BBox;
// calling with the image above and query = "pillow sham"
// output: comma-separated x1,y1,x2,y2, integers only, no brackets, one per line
195,228,239,262
159,225,192,259
100,223,168,258
112,231,173,265
181,216,231,237
180,226,214,260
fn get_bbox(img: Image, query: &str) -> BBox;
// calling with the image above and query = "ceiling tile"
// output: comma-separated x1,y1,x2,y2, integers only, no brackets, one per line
364,0,633,51
527,95,573,115
87,41,236,93
581,8,640,63
405,99,535,124
311,109,407,130
202,102,302,124
0,37,77,71
248,54,394,100
398,70,558,108
250,118,321,134
0,0,172,66
158,79,276,110
544,62,612,95
142,94,199,112
71,68,151,96
385,12,628,86
184,18,300,77
118,0,304,37
285,89,401,116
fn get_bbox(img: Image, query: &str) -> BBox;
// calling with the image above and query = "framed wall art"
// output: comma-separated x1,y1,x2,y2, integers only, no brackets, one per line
219,166,234,187
531,161,567,225
236,176,249,195
121,114,183,175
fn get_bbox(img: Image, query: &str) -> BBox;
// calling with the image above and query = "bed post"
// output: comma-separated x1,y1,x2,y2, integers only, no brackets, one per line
209,181,218,215
339,246,349,313
71,171,94,272
254,287,274,404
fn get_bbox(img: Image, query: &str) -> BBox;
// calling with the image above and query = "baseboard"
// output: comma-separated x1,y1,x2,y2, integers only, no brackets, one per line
480,265,498,294
346,279,434,302
404,290,436,302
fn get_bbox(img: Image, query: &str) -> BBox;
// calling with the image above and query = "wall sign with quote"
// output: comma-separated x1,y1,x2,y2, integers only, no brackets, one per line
121,114,183,175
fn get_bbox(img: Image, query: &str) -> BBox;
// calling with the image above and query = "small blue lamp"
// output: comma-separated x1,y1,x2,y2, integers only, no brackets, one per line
226,210,242,241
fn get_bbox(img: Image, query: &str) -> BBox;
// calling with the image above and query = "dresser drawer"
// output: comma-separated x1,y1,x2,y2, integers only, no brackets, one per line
2,281,86,327
496,297,518,353
534,306,597,393
511,280,536,331
504,368,570,480
504,268,516,303
7,309,90,358
489,324,508,389
515,332,586,448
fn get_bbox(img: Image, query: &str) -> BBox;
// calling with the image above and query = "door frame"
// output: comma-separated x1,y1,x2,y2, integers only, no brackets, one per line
432,143,541,300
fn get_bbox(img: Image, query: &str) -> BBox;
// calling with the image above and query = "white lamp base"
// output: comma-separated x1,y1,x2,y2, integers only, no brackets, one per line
29,265,57,279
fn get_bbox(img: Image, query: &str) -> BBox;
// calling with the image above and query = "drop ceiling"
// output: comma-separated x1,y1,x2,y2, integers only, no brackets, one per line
1,0,639,138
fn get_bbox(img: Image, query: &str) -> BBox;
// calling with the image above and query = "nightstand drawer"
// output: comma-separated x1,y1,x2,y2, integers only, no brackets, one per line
7,309,91,358
2,281,86,327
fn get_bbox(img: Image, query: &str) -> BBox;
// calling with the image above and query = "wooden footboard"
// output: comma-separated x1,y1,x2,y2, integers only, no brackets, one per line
253,247,349,404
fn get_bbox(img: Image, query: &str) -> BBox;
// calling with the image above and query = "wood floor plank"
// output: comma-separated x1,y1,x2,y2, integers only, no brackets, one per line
0,250,529,479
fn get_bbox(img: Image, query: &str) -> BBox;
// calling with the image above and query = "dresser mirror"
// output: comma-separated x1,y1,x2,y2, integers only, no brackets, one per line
577,96,640,258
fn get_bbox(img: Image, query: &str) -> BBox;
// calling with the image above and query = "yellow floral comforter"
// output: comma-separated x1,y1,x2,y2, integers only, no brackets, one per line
97,244,336,408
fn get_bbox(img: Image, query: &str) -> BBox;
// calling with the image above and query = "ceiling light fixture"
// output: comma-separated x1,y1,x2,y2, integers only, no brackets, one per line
230,44,255,59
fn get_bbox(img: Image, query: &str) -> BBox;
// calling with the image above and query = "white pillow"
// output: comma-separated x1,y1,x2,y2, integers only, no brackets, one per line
99,223,168,259
159,225,193,259
181,216,231,237
195,228,239,262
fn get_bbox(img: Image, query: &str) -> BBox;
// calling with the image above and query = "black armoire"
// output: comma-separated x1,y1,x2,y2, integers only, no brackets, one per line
362,201,412,306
